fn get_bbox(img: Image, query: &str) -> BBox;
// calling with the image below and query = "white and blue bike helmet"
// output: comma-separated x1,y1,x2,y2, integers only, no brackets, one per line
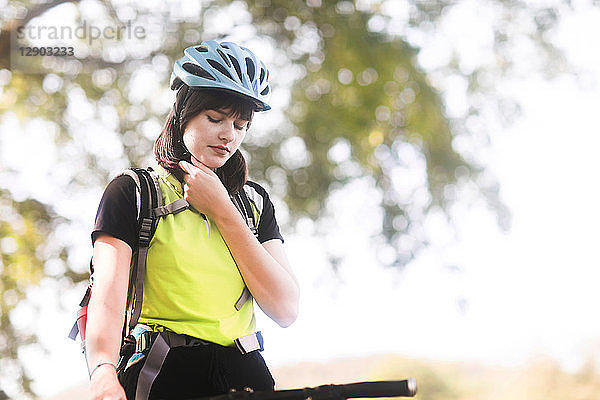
170,40,271,111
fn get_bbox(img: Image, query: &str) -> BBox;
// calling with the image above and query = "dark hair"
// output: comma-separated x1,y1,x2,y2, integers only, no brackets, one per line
154,87,255,194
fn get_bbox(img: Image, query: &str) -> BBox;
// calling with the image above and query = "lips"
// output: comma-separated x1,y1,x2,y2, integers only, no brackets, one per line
209,145,230,155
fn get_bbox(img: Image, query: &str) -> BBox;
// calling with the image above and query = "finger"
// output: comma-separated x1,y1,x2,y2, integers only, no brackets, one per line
180,160,213,178
178,160,196,174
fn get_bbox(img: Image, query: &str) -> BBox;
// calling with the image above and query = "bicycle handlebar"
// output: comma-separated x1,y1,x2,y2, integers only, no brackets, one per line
330,379,417,398
178,379,417,400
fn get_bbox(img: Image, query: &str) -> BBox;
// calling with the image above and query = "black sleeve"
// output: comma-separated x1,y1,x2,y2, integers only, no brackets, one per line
91,175,139,250
246,181,284,244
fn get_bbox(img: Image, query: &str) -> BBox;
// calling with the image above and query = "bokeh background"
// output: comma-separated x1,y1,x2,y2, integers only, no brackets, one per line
2,0,600,398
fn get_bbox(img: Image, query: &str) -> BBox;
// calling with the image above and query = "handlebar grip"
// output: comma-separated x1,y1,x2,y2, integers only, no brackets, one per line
339,379,417,398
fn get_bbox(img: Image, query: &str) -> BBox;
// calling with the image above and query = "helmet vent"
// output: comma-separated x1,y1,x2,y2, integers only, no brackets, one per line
245,58,255,81
207,59,233,80
259,68,265,83
195,46,208,52
260,86,269,96
228,55,243,81
182,62,216,80
217,48,231,67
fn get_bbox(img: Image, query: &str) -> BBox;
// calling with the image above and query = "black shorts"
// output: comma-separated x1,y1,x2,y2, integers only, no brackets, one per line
118,340,275,400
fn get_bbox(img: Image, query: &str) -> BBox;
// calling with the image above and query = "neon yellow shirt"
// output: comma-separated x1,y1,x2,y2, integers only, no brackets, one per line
138,166,255,346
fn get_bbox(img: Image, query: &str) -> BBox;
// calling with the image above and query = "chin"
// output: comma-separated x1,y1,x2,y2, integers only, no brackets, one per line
192,157,226,170
206,159,228,169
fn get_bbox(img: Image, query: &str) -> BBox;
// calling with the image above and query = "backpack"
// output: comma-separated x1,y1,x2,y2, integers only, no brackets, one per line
68,167,260,374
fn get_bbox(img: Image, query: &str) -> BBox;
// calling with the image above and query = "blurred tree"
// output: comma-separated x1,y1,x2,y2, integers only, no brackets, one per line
0,190,57,395
246,1,475,264
0,0,577,396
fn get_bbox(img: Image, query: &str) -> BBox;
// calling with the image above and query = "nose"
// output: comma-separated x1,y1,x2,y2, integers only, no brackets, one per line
218,121,236,143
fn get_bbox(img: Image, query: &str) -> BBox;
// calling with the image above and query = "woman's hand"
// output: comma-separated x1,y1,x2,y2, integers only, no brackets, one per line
179,160,232,220
90,365,126,400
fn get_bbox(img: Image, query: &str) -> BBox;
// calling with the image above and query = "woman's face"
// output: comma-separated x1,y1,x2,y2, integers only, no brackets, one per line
182,108,250,169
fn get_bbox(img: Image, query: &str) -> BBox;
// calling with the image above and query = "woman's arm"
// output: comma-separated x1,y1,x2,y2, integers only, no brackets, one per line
179,161,300,327
213,212,299,327
86,234,131,399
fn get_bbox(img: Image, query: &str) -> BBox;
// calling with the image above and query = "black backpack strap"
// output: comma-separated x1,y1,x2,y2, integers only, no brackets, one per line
134,332,170,400
115,168,163,372
152,198,189,217
232,187,258,238
123,168,162,335
118,169,144,337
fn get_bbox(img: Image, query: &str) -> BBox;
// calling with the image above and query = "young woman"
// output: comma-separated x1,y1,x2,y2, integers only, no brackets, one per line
85,40,299,400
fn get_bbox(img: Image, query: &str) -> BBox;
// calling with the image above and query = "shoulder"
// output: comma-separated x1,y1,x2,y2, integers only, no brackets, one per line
98,169,155,219
92,171,141,248
243,180,273,213
101,174,138,202
105,168,162,199
244,180,270,197
243,180,283,243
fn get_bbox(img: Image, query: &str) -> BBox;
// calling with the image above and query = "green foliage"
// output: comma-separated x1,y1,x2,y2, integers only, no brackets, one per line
0,189,53,395
245,0,474,263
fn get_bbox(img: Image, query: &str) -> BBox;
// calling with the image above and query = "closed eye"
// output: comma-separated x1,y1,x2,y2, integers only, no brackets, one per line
207,112,248,130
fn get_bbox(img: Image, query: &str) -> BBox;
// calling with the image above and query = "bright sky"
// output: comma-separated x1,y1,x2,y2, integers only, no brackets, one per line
2,1,600,398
